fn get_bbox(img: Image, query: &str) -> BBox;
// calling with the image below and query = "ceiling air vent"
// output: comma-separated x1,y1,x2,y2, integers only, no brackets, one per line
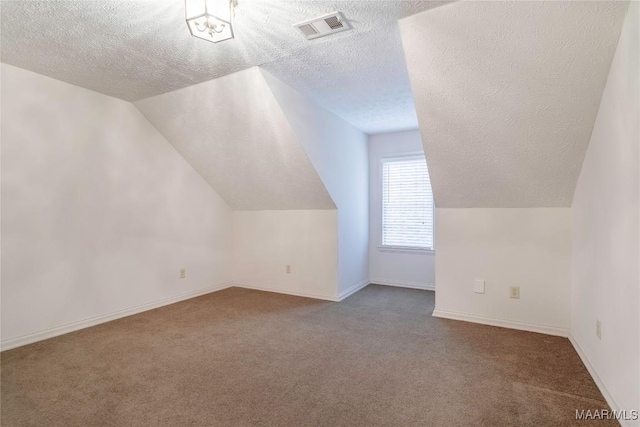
293,12,351,40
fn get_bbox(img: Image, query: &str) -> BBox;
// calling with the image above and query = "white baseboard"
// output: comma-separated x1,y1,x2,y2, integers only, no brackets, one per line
337,279,370,301
234,279,370,302
569,333,634,426
1,282,233,352
233,282,339,301
370,278,435,291
432,309,569,337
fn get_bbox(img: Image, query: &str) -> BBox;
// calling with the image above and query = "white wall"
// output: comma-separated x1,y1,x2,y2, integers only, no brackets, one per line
232,210,338,300
1,64,233,347
368,130,435,289
434,208,571,335
571,1,639,418
261,69,369,295
137,67,343,300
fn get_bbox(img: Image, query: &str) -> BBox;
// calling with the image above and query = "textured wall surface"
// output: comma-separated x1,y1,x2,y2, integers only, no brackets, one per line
0,0,449,134
1,63,233,342
400,1,628,207
571,1,639,416
135,67,334,211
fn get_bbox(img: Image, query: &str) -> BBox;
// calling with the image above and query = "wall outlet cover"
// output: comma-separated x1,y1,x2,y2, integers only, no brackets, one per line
509,286,520,299
474,279,485,294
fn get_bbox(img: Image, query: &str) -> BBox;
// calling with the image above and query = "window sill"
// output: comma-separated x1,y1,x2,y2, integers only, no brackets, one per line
377,246,435,255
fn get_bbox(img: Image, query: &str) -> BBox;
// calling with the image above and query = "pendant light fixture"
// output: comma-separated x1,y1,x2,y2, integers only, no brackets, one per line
185,0,238,43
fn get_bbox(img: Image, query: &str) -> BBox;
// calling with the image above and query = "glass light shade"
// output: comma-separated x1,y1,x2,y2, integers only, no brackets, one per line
186,0,235,43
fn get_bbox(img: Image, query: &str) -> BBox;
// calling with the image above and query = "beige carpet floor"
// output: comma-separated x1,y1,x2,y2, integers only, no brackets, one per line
1,285,613,426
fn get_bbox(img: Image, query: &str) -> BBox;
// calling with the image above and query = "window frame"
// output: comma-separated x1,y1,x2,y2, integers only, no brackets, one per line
378,152,435,254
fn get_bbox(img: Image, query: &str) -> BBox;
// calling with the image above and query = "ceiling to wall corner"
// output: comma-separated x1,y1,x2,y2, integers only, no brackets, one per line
135,67,335,210
1,0,450,134
400,1,629,208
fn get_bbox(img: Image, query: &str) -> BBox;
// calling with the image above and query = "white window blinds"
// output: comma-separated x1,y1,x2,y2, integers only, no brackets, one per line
381,155,434,249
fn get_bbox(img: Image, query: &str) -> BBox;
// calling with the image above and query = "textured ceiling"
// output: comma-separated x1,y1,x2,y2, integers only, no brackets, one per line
0,0,449,134
135,67,335,210
400,1,628,208
261,23,419,134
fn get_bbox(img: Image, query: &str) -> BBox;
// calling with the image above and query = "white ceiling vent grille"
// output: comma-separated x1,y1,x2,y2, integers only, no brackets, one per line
293,12,351,40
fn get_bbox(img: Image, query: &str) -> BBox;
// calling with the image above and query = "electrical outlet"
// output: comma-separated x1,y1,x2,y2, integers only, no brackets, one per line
180,268,186,279
286,265,291,274
596,319,601,339
474,279,485,294
509,286,520,299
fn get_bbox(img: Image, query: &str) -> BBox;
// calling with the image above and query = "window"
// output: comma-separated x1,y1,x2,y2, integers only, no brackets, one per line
381,155,434,250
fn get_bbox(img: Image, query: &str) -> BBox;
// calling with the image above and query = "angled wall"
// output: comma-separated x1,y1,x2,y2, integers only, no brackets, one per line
135,67,334,211
135,67,345,299
400,1,628,208
399,2,628,334
261,69,369,296
1,64,233,349
571,2,639,418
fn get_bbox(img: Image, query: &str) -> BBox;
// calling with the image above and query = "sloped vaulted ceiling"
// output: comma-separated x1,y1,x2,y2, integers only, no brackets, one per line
400,1,629,208
135,67,334,210
1,0,450,134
